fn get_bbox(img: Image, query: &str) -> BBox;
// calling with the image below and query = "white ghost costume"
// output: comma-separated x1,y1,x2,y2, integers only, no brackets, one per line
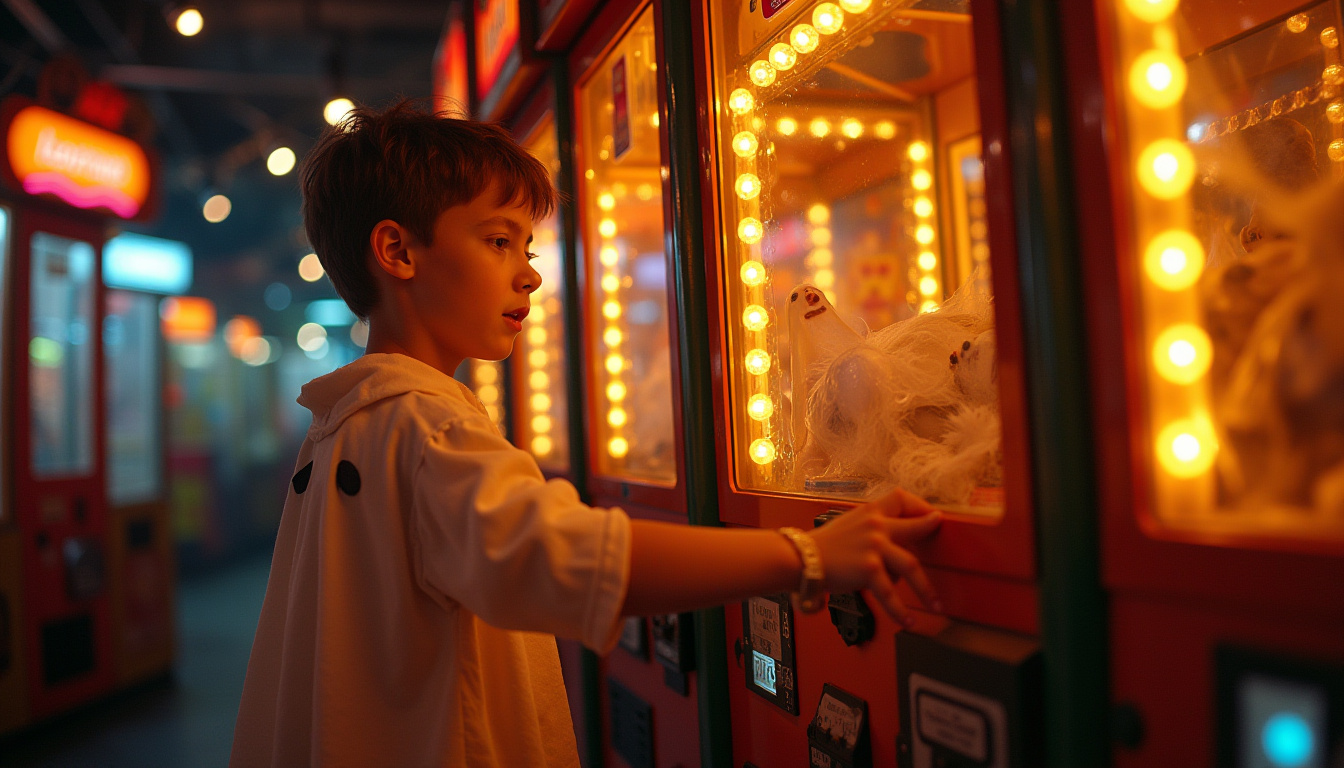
231,353,631,768
787,281,1001,505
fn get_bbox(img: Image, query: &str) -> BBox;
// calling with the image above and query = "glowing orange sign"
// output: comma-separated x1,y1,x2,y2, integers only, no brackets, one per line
3,99,152,219
160,296,217,342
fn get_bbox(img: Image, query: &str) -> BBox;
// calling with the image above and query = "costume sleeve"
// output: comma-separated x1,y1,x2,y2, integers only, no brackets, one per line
410,413,631,653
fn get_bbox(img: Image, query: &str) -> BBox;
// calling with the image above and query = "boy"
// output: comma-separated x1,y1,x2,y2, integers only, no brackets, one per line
229,100,943,767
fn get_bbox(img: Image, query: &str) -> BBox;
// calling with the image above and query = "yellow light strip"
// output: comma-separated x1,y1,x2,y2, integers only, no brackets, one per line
597,190,628,460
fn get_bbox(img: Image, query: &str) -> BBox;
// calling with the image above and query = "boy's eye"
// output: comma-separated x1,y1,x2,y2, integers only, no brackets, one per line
491,237,509,249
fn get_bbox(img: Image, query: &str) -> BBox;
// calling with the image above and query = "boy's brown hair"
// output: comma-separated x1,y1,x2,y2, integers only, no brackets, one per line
300,98,557,318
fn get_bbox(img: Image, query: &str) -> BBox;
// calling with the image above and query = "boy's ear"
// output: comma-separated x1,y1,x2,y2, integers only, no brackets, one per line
369,219,416,280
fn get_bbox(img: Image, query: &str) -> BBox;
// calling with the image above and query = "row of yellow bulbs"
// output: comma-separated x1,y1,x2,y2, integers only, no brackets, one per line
596,199,632,460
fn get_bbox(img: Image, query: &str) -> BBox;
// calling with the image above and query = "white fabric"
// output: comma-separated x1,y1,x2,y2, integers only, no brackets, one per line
230,353,631,767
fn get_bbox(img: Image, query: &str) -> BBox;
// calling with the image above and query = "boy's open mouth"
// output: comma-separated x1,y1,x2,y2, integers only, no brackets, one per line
504,307,529,322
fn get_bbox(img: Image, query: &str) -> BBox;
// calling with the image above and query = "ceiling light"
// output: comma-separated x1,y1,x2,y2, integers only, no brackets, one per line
174,7,203,36
202,194,231,223
267,147,296,176
324,98,354,126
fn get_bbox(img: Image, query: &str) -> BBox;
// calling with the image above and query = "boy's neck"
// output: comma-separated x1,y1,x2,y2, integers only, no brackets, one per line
364,322,463,380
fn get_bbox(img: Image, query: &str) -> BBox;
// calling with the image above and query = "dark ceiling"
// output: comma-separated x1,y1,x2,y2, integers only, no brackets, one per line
1,0,447,332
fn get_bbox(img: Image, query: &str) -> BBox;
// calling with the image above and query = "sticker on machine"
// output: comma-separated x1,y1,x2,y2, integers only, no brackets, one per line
748,596,783,659
758,0,795,19
611,56,631,160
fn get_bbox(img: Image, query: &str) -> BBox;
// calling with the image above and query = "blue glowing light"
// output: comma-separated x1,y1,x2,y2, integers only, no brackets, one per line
103,232,193,294
305,299,356,327
1262,712,1314,767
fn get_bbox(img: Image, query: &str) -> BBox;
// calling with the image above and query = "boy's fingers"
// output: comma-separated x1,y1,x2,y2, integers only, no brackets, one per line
890,510,942,544
866,570,914,627
871,487,939,518
880,542,941,613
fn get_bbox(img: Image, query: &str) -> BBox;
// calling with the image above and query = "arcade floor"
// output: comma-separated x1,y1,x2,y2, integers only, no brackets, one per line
0,552,271,768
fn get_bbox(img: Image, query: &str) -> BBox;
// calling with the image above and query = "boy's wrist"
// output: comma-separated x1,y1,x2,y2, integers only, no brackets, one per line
777,527,826,613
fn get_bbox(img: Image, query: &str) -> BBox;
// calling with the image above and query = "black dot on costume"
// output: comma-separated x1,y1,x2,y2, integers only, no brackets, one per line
336,460,362,496
292,462,314,493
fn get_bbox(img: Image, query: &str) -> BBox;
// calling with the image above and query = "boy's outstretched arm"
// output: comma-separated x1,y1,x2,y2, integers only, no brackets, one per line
621,488,943,626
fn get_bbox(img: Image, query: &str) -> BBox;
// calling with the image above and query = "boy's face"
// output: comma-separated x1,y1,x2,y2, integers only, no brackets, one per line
407,186,542,364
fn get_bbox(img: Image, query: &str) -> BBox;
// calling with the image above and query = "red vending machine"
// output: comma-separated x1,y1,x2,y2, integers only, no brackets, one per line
0,95,159,729
1067,1,1344,765
570,2,710,764
0,203,25,736
691,1,1044,765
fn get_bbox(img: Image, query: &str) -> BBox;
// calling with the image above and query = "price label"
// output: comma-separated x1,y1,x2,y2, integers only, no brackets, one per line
752,650,777,694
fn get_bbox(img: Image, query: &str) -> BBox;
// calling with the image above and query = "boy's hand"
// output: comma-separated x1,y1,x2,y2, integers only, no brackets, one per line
807,487,943,626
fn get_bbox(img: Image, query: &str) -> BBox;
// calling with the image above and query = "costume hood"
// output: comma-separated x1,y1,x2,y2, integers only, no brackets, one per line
297,353,480,442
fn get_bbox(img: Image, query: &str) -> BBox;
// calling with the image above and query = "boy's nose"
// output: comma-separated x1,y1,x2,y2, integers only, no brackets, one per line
521,265,543,293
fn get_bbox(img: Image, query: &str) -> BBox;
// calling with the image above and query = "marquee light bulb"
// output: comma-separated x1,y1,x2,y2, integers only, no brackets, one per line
1129,50,1187,109
777,117,798,136
747,394,774,421
745,349,771,375
1143,230,1204,290
607,381,627,402
740,260,766,286
733,131,759,157
841,118,863,139
1123,0,1177,23
749,438,777,465
750,60,777,87
729,89,755,115
813,4,844,34
743,304,769,331
809,118,831,138
769,43,798,71
738,217,764,244
907,141,930,162
608,436,630,458
735,173,762,200
1153,324,1212,384
911,169,933,190
1157,419,1217,477
791,24,820,54
1136,139,1195,199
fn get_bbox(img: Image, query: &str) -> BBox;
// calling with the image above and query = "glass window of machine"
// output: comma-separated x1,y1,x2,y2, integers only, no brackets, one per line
709,0,1003,516
1106,0,1344,541
30,231,97,478
577,5,678,486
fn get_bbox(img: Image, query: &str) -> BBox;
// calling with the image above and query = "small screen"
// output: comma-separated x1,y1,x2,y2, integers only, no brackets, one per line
752,649,777,695
1238,673,1326,768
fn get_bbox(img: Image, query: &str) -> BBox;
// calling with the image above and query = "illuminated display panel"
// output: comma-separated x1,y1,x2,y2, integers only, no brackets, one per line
709,0,1003,515
0,206,8,523
1106,0,1344,542
30,231,97,478
105,290,162,504
577,6,677,486
512,116,572,472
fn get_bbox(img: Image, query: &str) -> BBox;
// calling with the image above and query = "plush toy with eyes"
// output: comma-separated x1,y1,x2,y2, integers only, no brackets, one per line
787,279,1001,505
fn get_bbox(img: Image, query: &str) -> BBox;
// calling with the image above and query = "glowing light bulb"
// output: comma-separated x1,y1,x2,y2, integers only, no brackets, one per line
1327,101,1344,124
750,60,777,87
528,349,548,367
777,117,798,136
807,203,830,225
1331,139,1344,162
599,218,617,238
1287,13,1310,33
874,121,896,139
919,276,939,296
1324,64,1343,86
475,364,499,384
267,147,296,176
920,300,938,314
604,327,623,347
527,326,547,344
1153,325,1212,384
602,301,622,320
203,193,232,223
809,118,831,138
811,248,833,267
605,353,624,374
598,192,616,210
531,393,552,411
735,173,762,200
769,43,798,71
298,253,324,282
531,436,553,456
1157,419,1217,477
741,261,766,286
729,89,755,115
608,437,630,458
839,0,871,12
915,226,935,245
918,251,937,271
749,438,777,465
911,169,933,190
913,197,934,217
607,381,627,402
175,7,203,36
907,141,930,162
477,385,499,404
743,304,769,331
324,97,354,126
532,415,553,433
745,349,771,375
1136,139,1194,199
600,274,619,293
1129,50,1187,109
791,24,820,54
813,3,844,34
1143,230,1204,290
738,217,764,244
841,118,863,139
1322,27,1339,48
747,394,774,421
811,228,832,247
608,408,628,427
529,371,550,389
1123,0,1177,23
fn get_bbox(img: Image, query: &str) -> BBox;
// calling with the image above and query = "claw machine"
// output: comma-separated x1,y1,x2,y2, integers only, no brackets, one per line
571,1,715,764
0,94,159,730
0,203,24,736
1067,1,1344,765
102,231,188,688
692,1,1051,765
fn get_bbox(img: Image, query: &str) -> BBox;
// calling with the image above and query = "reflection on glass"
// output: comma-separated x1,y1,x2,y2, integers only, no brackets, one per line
578,5,677,485
711,1,1002,514
30,231,96,478
512,116,572,472
1108,0,1344,538
105,290,163,504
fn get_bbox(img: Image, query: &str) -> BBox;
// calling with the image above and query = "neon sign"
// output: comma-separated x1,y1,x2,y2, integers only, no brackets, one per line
3,98,153,220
